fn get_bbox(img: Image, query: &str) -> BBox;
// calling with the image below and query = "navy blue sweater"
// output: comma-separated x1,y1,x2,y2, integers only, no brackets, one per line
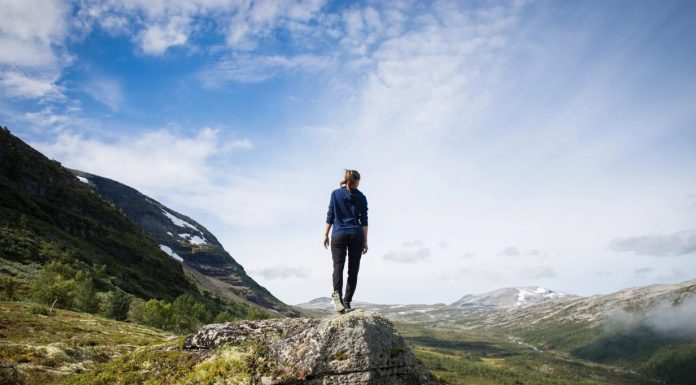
326,187,368,235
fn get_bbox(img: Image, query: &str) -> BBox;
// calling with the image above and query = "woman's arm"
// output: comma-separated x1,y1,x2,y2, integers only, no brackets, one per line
323,222,332,249
362,226,369,254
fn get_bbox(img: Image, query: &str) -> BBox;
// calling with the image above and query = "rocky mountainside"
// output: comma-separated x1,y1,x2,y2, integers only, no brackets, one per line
0,126,194,300
71,170,298,316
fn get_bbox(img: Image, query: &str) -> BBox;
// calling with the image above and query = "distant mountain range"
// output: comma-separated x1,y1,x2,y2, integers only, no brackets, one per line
71,170,298,316
298,280,696,384
298,281,695,327
297,285,574,313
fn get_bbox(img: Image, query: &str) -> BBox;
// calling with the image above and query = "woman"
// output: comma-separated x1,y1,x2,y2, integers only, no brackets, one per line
323,169,369,314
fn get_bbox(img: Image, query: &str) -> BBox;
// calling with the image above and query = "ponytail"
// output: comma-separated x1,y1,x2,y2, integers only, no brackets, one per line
340,169,361,190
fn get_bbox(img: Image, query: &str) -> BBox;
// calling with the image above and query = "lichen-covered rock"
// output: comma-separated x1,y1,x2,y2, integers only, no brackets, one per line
185,310,436,384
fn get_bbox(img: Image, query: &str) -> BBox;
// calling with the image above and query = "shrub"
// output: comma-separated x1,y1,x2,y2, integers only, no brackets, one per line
74,271,99,313
2,277,17,301
128,297,146,323
104,290,131,321
30,261,77,309
142,299,173,330
29,303,49,315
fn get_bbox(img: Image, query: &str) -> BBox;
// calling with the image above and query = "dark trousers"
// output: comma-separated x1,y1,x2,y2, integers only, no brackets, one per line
331,232,363,303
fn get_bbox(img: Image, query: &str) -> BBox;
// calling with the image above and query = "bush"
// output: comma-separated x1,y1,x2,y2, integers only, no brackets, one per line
0,227,38,261
30,261,77,309
214,311,239,323
128,297,146,323
172,294,212,333
104,290,131,321
142,299,173,330
2,277,17,301
74,271,99,313
29,303,49,315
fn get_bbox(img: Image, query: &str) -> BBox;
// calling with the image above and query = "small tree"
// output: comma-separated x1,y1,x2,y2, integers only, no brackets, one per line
172,294,212,333
214,311,238,323
74,271,99,313
104,290,131,321
142,299,173,330
31,261,77,309
2,277,17,301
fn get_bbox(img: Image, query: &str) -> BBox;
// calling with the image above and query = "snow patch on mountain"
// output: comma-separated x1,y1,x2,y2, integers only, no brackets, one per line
159,244,183,262
76,175,89,184
161,209,198,230
179,233,207,245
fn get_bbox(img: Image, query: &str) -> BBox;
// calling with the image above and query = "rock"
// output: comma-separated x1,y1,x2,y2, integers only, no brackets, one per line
185,310,436,384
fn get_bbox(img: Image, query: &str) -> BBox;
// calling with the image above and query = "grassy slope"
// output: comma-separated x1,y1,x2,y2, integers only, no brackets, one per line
0,302,169,385
0,302,668,385
0,127,194,301
395,322,657,385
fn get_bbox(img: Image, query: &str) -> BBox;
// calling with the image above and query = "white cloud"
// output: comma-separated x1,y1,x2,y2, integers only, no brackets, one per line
33,127,229,192
0,0,71,100
249,265,310,280
0,0,70,67
200,54,332,85
501,247,521,257
383,241,431,263
137,16,190,55
83,77,123,111
610,230,696,257
0,71,63,99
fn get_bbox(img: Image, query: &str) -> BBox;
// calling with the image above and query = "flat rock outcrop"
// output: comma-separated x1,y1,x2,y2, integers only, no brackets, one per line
184,310,436,384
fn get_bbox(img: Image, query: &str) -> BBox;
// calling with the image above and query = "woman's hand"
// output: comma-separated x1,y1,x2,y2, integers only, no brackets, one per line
362,241,369,254
323,234,330,249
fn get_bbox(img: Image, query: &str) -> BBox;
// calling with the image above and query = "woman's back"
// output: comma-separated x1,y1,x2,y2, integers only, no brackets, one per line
326,187,368,236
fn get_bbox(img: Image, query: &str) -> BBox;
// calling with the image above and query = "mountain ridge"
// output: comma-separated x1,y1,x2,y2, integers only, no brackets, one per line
70,170,298,316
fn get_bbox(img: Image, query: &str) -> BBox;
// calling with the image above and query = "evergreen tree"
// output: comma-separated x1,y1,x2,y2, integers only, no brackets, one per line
74,271,99,313
104,290,131,321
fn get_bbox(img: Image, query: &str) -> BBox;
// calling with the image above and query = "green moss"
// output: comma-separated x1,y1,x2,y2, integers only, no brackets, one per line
390,347,405,358
334,351,348,361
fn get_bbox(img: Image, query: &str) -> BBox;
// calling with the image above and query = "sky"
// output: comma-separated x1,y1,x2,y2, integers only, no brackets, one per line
1,0,695,305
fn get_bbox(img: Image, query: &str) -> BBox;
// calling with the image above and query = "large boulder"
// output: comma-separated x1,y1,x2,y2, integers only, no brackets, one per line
185,310,436,384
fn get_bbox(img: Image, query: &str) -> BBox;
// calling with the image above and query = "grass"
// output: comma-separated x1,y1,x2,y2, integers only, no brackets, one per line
0,301,169,385
395,322,657,385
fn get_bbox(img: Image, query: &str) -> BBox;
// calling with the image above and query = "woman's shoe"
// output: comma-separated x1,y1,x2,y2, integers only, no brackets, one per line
344,301,352,312
332,291,346,313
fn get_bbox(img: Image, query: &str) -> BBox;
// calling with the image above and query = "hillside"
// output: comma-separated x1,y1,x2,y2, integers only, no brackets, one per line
298,279,696,385
0,127,193,301
71,170,298,316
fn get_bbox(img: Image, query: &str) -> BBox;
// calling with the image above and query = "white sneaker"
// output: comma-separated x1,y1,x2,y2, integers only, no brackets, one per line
332,291,345,313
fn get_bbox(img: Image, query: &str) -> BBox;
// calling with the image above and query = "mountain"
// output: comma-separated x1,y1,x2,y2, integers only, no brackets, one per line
71,170,298,316
0,126,193,301
298,279,696,385
452,286,575,309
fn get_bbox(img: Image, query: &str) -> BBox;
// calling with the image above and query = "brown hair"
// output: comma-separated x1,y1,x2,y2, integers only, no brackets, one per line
340,169,361,190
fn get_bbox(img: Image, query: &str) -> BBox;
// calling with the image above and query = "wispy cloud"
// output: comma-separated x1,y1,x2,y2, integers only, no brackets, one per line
610,230,696,257
383,240,430,263
200,54,332,85
0,0,71,100
250,265,310,280
501,247,521,257
82,76,123,111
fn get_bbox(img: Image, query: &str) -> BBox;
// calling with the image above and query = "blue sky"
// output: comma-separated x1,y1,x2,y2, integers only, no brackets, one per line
1,0,695,305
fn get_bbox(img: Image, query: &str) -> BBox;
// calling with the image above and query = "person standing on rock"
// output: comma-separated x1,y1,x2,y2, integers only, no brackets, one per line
323,169,369,314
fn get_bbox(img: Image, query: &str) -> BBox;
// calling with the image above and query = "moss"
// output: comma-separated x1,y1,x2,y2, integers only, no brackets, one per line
334,351,348,361
390,347,405,358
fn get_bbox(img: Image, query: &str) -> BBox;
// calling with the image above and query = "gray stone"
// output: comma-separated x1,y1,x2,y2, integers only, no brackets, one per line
185,310,436,384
